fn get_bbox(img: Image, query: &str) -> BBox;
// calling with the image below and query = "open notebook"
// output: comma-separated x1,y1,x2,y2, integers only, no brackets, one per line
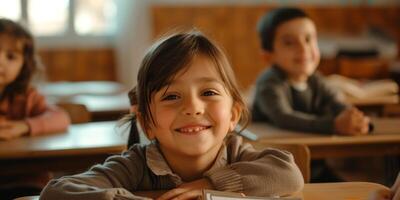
326,74,399,105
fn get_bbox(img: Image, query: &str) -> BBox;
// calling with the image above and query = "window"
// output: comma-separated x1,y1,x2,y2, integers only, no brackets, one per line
0,0,20,21
0,0,118,47
28,0,69,35
75,0,117,35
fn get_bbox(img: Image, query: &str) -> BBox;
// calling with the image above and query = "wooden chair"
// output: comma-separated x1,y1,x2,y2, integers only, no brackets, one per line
247,140,311,183
57,103,91,124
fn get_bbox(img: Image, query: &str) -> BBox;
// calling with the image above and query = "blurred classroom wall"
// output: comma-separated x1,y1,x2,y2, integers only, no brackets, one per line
9,0,398,89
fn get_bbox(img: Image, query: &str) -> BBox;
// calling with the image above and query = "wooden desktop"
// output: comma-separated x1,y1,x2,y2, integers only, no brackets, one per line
245,117,400,159
39,81,131,121
15,182,389,200
0,121,128,175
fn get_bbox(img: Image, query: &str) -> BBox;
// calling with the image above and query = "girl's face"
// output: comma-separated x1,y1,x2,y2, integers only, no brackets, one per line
268,18,320,82
145,55,240,159
0,36,24,90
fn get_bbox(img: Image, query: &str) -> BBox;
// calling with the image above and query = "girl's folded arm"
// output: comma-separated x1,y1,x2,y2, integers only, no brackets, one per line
40,148,148,200
27,105,70,136
25,88,71,135
204,136,304,197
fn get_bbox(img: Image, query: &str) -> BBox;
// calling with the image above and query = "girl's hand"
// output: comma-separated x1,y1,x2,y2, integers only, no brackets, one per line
157,178,213,200
335,107,369,136
0,120,29,140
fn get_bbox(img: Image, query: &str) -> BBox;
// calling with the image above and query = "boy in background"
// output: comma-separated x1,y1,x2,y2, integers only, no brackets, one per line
252,7,370,182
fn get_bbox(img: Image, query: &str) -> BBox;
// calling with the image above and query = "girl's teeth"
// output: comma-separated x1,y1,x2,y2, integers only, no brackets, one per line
180,126,206,133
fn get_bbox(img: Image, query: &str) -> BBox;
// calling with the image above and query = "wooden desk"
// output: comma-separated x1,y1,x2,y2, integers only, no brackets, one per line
299,182,389,200
68,94,130,121
15,182,389,200
40,81,130,121
348,95,399,106
353,98,400,117
39,81,127,98
0,121,128,175
245,118,400,159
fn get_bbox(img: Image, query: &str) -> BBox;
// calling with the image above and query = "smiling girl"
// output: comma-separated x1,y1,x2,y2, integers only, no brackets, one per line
40,30,303,200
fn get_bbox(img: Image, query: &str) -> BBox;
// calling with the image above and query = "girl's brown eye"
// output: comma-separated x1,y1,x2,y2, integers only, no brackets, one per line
162,94,179,101
283,40,293,46
203,90,218,96
7,54,15,60
6,52,19,61
305,35,311,43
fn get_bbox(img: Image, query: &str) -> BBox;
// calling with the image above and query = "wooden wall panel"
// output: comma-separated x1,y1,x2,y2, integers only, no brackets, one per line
152,5,400,89
38,48,116,82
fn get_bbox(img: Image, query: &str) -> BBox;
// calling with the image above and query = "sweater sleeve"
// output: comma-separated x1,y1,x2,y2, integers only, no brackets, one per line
315,74,349,116
204,136,304,197
24,88,70,136
40,147,150,200
254,78,336,134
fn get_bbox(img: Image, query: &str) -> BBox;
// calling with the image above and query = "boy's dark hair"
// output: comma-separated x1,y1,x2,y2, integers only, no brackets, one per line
257,7,309,51
125,30,250,146
0,18,38,100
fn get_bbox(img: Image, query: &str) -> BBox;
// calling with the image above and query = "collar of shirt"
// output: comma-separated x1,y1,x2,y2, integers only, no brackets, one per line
145,140,229,184
290,81,309,91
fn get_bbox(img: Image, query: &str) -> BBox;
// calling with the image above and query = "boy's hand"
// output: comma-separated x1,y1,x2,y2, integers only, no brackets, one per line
157,178,213,200
334,107,370,136
0,120,30,140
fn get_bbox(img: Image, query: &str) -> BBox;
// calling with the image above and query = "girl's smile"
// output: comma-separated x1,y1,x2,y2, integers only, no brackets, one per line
174,124,212,135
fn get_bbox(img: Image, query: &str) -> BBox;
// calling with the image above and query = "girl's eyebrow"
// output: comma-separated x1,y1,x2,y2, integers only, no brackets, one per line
160,77,228,97
169,77,223,86
0,45,23,53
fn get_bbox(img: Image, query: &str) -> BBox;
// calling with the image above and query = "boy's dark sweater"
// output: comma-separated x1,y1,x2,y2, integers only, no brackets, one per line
252,65,348,134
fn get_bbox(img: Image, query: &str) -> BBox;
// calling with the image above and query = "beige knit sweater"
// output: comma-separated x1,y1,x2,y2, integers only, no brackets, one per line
40,135,304,200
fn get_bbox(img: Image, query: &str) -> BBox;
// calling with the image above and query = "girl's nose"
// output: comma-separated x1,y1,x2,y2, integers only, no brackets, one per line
0,53,6,66
0,55,4,65
185,111,202,116
182,96,204,116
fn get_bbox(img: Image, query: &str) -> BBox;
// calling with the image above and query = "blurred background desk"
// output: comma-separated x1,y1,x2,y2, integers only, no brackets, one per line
0,121,128,175
38,81,127,98
39,81,130,121
246,118,400,159
67,94,130,121
351,97,400,117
